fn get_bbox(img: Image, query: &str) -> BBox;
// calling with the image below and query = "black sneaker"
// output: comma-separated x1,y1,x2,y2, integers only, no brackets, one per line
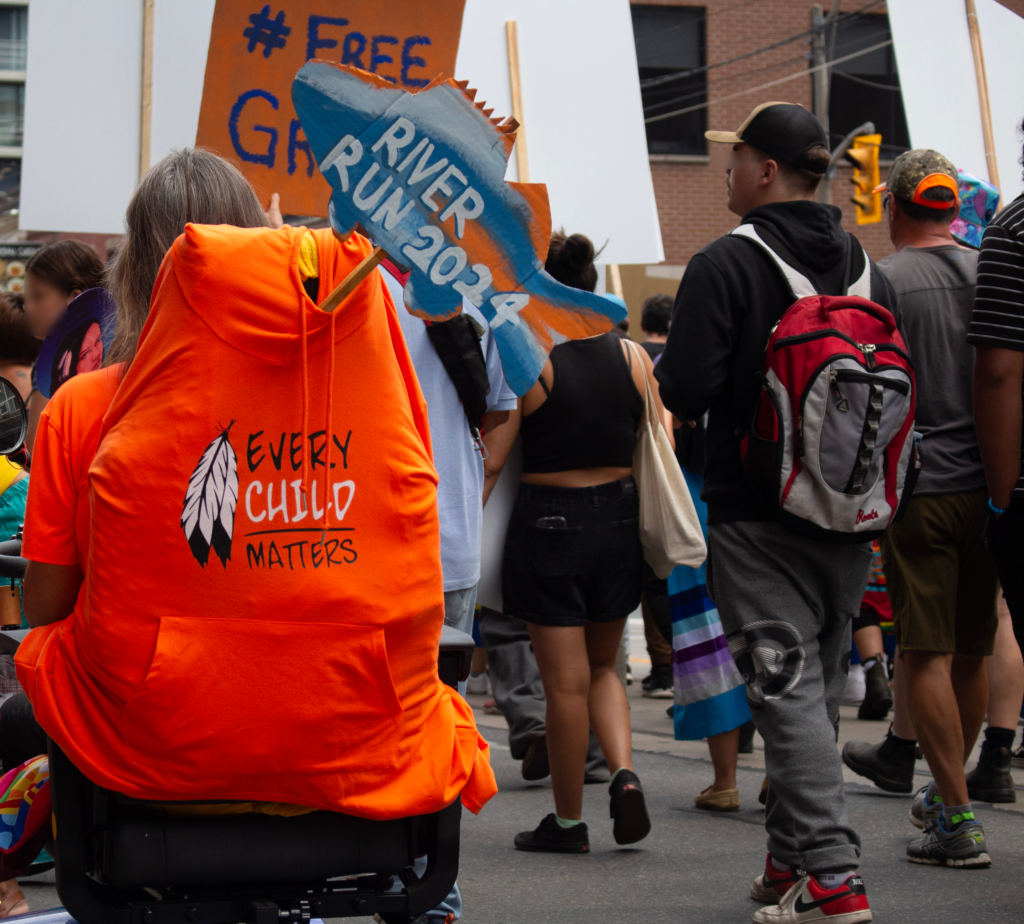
521,735,550,782
966,747,1017,803
857,659,893,721
514,813,590,853
642,664,674,699
842,727,917,793
1012,743,1024,770
609,769,651,845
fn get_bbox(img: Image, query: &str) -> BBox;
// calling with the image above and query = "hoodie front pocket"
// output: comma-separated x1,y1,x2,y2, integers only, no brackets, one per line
122,617,402,776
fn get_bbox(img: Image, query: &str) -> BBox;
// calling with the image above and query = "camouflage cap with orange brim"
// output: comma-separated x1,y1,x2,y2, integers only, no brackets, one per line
874,149,959,209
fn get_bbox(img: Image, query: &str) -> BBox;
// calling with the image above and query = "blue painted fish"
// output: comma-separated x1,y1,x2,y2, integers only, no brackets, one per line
292,60,625,395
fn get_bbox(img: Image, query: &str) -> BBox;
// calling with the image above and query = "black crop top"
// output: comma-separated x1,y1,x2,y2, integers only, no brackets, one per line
521,333,644,473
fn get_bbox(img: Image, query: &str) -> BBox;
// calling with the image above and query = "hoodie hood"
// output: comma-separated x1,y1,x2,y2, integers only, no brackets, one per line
158,224,379,364
742,201,857,292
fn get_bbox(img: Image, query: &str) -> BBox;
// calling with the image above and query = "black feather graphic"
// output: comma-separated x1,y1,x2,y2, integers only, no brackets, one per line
181,421,239,568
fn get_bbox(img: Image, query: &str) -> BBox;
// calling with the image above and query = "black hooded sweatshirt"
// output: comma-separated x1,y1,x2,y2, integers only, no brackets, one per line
654,200,901,525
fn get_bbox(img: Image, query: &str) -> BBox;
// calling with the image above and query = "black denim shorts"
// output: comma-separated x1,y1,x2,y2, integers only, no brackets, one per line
502,477,643,627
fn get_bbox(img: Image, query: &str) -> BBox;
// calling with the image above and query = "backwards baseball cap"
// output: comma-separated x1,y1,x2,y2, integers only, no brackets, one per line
705,101,830,175
874,149,959,210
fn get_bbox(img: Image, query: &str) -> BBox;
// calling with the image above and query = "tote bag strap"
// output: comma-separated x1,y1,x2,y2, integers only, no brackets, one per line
625,339,658,432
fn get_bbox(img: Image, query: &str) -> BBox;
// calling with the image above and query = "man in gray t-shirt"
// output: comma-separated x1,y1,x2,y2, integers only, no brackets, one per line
878,245,982,494
842,150,1000,870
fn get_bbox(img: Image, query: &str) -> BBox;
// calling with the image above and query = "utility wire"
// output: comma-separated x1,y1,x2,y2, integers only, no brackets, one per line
644,38,892,124
642,28,891,115
639,0,885,90
830,69,902,91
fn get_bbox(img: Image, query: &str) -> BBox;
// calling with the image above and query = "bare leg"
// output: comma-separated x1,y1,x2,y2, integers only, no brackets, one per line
903,650,987,806
985,597,1024,731
891,647,917,740
707,728,739,791
529,623,591,820
470,647,488,674
853,625,884,662
585,619,633,773
951,653,989,762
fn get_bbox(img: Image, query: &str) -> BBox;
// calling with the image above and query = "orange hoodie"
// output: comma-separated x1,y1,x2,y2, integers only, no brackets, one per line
16,224,496,818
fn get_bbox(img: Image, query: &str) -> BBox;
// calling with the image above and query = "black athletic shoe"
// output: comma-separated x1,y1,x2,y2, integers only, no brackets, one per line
857,659,893,721
642,664,674,699
738,720,756,754
966,747,1017,804
514,813,590,853
842,727,916,793
609,769,651,845
521,735,550,782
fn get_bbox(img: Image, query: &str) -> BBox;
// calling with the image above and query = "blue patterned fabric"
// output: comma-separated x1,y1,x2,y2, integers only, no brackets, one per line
669,469,750,740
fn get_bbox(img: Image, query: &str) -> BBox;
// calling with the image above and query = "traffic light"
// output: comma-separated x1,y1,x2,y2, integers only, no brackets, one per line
845,134,882,224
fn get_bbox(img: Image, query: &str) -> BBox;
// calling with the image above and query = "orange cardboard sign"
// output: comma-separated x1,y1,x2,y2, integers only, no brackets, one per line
196,1,466,216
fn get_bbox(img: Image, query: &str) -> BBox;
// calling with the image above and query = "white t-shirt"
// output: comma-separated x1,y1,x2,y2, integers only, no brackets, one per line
382,268,517,592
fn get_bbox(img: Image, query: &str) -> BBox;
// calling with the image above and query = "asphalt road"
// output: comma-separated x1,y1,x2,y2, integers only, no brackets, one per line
457,702,1024,924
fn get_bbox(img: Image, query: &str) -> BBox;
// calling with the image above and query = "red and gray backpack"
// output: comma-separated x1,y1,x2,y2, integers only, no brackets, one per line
735,224,918,542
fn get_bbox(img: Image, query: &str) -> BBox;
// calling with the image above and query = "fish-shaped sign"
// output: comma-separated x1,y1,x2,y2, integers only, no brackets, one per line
292,61,626,395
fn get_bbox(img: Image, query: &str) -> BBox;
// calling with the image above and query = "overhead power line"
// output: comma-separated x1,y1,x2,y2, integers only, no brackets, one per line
639,0,885,90
644,39,893,124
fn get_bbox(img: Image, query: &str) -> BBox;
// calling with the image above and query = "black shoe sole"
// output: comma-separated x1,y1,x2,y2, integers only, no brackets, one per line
841,745,914,793
611,785,651,845
513,834,590,854
968,787,1017,804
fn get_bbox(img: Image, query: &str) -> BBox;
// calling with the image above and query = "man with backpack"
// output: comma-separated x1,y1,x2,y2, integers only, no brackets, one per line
656,102,902,924
842,151,998,868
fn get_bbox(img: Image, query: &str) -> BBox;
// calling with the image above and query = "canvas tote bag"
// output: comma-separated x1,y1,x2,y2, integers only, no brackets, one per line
626,341,707,578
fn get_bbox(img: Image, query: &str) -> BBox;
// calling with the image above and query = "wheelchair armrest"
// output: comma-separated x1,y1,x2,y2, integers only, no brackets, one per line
437,626,474,688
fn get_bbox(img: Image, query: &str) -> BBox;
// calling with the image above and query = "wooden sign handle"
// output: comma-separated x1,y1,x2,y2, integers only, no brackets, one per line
319,245,386,314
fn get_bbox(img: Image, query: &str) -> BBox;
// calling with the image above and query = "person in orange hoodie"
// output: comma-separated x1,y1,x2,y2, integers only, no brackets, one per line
18,148,495,825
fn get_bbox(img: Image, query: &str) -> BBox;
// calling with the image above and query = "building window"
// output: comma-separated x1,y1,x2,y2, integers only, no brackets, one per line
632,5,707,157
0,6,26,72
828,13,909,161
0,84,23,147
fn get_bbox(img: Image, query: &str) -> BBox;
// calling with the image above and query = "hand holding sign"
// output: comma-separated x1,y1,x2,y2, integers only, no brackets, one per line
292,62,626,395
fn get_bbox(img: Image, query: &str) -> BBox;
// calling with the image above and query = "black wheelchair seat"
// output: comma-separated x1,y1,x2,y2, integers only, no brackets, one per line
44,625,476,924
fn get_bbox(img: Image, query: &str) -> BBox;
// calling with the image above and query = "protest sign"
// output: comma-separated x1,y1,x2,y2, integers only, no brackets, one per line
293,61,627,395
195,0,466,215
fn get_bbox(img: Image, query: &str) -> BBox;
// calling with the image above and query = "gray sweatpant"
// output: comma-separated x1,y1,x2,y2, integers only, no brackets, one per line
707,521,872,872
478,606,607,777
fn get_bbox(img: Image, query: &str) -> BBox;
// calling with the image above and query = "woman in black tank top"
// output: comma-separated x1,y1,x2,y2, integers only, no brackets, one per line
500,232,671,854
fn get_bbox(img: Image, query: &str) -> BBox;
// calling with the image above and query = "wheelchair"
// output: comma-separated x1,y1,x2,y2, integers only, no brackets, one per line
0,375,475,924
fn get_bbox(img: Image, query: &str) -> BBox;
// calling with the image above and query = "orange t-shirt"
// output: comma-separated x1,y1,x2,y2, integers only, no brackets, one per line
17,225,496,820
21,366,122,570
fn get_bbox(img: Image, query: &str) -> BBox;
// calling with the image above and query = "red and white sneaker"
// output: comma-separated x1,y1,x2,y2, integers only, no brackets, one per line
752,872,872,923
750,853,800,903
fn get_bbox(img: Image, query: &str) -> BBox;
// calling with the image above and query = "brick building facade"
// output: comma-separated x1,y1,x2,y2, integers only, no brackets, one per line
622,0,1024,321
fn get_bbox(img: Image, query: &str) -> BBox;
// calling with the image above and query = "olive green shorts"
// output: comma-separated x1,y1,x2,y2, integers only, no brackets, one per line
880,490,999,657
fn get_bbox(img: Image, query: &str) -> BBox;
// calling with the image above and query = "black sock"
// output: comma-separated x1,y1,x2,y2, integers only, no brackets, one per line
887,725,916,747
982,726,1016,751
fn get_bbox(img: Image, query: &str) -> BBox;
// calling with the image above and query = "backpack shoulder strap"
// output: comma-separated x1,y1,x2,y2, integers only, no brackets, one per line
729,224,818,299
846,236,872,300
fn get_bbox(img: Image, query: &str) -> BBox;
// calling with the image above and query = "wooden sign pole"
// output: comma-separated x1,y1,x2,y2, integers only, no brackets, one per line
139,0,154,178
506,21,530,183
319,243,386,314
965,0,1002,208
